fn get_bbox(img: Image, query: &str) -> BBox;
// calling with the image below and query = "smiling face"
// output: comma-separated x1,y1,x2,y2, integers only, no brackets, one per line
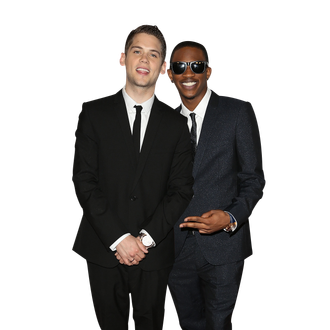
120,33,166,100
168,46,211,111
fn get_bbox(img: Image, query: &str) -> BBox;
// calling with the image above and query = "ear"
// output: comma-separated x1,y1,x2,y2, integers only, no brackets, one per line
160,61,167,75
206,66,212,80
167,68,173,82
120,53,126,66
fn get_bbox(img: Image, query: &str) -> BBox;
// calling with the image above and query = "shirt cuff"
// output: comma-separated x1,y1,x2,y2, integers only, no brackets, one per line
224,211,238,232
140,229,156,247
110,233,131,251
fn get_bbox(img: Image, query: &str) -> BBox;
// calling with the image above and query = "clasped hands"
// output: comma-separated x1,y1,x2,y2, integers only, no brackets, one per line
115,235,148,266
179,209,231,234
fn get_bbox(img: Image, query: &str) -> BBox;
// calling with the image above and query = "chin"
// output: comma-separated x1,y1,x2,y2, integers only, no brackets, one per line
134,78,157,89
181,93,196,100
133,81,151,88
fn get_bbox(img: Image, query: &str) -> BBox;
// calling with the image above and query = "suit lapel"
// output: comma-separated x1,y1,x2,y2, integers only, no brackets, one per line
131,96,164,191
113,91,136,168
193,91,221,177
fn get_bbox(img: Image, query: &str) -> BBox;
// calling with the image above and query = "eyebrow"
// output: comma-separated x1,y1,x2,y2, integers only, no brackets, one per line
131,46,161,56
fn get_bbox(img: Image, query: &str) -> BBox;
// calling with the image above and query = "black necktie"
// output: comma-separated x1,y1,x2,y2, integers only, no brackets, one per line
133,105,143,160
190,112,197,162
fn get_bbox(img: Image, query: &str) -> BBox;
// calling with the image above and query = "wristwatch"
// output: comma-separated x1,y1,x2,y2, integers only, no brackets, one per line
138,233,156,248
223,212,237,232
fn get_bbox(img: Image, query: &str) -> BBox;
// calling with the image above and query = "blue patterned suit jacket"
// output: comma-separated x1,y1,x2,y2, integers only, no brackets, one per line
174,91,265,265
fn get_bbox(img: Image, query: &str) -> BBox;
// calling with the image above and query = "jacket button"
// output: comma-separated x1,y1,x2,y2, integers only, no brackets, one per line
130,196,137,201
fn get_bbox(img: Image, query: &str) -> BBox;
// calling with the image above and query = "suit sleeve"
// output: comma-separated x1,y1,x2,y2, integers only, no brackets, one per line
143,121,194,244
72,105,128,249
224,102,265,228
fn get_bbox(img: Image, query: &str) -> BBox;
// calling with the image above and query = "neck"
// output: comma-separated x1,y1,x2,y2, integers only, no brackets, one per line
181,92,207,112
125,83,155,104
181,99,198,111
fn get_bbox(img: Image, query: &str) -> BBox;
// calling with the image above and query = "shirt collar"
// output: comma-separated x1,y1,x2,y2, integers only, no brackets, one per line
181,88,211,119
122,87,154,114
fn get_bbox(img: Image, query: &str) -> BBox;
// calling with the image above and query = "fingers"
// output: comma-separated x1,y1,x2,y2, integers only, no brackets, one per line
200,210,214,218
183,211,214,222
118,254,141,266
179,210,230,234
135,237,149,254
179,220,204,229
115,252,125,264
116,253,133,265
180,221,212,234
115,235,148,266
115,251,140,266
183,215,202,223
180,215,208,229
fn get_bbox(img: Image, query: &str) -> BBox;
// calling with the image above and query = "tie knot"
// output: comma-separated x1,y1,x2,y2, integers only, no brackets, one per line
134,105,143,113
190,112,196,120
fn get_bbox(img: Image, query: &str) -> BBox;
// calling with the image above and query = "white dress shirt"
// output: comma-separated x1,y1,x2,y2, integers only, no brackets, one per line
122,86,154,149
180,88,237,232
110,87,156,251
180,88,211,144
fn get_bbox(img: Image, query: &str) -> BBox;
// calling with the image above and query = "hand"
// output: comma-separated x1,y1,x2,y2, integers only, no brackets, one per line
115,235,148,266
179,209,231,234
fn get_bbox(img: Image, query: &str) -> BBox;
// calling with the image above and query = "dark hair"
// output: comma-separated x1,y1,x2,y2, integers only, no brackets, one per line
125,25,166,63
170,41,209,63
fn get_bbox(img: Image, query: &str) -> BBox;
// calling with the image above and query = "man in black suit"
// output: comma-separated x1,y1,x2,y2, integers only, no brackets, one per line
167,41,265,330
72,26,193,330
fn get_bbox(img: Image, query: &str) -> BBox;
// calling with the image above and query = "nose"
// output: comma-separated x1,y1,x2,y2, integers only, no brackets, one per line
140,53,149,63
183,64,194,77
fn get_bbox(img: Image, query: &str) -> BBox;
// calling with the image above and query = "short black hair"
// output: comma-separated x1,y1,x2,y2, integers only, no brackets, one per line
170,41,209,63
125,25,166,63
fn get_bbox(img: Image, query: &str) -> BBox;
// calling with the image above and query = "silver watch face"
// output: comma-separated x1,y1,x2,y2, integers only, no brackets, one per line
142,235,153,246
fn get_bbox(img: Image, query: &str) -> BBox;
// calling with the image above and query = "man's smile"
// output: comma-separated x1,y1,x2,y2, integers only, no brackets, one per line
182,81,197,87
181,80,198,89
136,67,150,74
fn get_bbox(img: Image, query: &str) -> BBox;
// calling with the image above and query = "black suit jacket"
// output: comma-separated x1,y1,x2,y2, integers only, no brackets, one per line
174,91,265,265
72,90,194,270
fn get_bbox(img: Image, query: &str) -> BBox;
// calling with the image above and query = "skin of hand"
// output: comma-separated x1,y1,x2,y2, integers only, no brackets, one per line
115,235,148,266
179,209,231,234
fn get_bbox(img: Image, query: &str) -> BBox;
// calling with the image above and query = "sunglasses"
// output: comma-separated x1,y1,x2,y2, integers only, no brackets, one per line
170,61,208,75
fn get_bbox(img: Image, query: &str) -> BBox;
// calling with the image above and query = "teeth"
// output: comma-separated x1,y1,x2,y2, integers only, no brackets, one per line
137,68,149,73
183,82,196,86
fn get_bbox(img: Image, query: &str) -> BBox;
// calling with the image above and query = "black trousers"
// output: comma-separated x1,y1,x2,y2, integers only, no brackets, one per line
87,261,171,330
168,233,244,330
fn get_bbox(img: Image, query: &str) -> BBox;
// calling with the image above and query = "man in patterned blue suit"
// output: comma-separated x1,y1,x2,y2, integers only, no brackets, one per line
167,41,265,330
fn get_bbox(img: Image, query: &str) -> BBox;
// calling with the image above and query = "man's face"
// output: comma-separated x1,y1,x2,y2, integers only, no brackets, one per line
168,46,211,110
120,33,166,91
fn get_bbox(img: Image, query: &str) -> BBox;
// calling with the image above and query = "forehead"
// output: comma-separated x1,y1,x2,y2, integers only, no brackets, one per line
172,47,206,62
129,33,162,52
